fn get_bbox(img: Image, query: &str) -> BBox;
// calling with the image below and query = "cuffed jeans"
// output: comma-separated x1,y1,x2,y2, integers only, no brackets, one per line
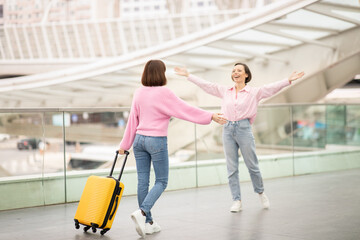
223,119,264,201
133,134,169,223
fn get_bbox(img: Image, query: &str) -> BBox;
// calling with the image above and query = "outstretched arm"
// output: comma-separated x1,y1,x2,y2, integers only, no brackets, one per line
257,71,305,100
163,89,227,125
174,67,226,98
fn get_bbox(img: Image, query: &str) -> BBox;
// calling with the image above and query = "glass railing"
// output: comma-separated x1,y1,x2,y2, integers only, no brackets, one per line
0,103,359,210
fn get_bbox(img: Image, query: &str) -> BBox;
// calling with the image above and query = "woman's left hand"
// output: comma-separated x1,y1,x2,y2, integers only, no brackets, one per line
288,71,305,82
212,113,227,125
174,67,189,77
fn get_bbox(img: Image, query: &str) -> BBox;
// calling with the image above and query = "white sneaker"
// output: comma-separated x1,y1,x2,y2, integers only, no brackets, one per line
145,221,161,235
131,209,146,238
259,193,270,209
230,200,242,212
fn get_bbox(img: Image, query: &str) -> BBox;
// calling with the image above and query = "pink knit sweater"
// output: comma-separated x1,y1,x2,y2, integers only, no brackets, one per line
119,86,213,150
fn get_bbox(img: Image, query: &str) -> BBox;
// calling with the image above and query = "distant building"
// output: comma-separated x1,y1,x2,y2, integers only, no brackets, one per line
0,0,279,25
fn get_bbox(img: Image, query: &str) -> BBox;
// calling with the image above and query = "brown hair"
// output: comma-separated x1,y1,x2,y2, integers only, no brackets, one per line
141,60,167,86
234,63,252,84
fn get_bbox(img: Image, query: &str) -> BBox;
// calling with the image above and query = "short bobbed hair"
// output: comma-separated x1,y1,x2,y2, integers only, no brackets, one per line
141,60,167,86
234,63,252,84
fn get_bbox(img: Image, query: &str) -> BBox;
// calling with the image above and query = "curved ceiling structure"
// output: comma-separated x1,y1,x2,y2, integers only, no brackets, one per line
0,0,359,108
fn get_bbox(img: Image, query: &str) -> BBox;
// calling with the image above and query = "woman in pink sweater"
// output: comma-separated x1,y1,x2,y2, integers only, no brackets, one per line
118,60,226,237
175,63,304,213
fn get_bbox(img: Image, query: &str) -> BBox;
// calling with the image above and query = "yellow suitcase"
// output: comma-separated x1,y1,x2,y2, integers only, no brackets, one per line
74,151,129,235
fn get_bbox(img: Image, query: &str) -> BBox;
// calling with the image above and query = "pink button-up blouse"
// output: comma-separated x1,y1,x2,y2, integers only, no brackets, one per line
187,74,291,124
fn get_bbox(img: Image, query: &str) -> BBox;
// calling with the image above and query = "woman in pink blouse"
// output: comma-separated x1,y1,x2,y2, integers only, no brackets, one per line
118,60,226,237
175,63,304,212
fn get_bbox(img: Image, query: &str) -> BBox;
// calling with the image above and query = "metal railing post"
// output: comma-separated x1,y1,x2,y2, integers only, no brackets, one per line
194,123,198,187
62,111,67,203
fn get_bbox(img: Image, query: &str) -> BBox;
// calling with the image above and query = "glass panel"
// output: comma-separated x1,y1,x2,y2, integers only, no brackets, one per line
64,111,127,171
168,119,197,189
253,106,292,155
0,112,46,209
326,105,346,145
252,106,294,179
64,110,130,202
292,105,327,175
0,104,359,210
0,112,44,176
195,107,226,187
42,112,66,205
346,105,360,146
292,105,326,149
326,105,360,146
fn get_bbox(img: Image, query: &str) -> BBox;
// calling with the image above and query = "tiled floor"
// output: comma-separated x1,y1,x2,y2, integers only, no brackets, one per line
1,169,359,240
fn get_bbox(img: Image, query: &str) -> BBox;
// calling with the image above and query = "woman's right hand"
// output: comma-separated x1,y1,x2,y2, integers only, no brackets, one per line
212,113,227,125
288,71,305,82
174,67,189,77
118,149,126,155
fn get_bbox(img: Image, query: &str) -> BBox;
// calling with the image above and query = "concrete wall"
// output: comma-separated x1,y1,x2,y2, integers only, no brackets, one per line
1,149,360,211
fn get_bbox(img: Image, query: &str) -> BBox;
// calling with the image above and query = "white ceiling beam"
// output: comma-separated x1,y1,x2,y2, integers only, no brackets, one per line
255,25,336,50
114,67,144,76
0,0,320,93
165,55,230,71
207,42,289,64
317,1,360,11
265,51,360,104
0,94,29,101
29,88,88,98
63,82,126,95
109,71,143,80
163,59,206,73
219,38,291,48
86,75,141,87
180,51,240,60
305,3,360,26
82,80,138,92
4,91,52,100
108,68,143,76
266,22,340,34
313,1,360,12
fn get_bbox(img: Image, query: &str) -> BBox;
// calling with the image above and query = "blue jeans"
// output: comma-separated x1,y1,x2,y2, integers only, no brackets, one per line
133,134,169,223
222,119,264,201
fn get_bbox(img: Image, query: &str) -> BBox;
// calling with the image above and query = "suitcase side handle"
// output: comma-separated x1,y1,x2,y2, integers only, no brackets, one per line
110,150,129,181
109,195,119,220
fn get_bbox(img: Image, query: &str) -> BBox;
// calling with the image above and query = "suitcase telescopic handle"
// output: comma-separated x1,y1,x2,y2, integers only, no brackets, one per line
110,150,129,181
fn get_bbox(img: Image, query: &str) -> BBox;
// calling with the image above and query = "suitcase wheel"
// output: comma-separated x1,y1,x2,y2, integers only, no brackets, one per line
100,229,108,235
74,220,80,229
91,223,98,233
83,226,90,232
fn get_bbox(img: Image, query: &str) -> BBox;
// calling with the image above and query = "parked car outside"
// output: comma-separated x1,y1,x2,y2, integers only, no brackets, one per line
17,138,39,150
